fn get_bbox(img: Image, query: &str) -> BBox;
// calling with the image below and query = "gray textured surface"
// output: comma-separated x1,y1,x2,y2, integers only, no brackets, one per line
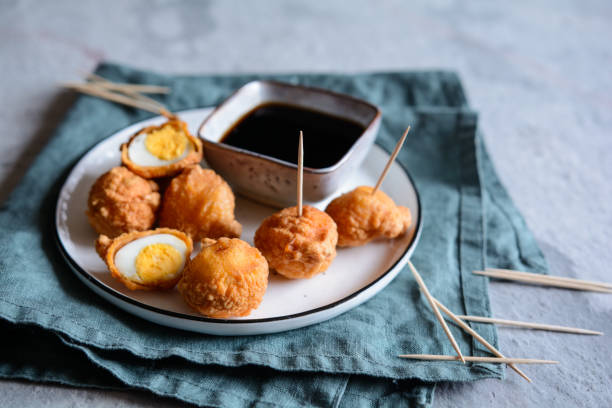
1,0,611,406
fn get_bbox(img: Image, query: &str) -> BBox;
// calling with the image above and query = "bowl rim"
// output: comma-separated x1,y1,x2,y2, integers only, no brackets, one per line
197,79,382,175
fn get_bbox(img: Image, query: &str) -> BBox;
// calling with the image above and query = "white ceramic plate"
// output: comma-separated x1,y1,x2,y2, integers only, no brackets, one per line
55,108,422,335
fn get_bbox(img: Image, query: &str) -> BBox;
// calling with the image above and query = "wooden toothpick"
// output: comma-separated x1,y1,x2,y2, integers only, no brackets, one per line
297,130,304,217
86,73,171,94
85,74,170,115
62,82,166,115
485,268,612,290
433,298,532,383
398,354,558,365
474,270,612,293
372,125,411,194
407,260,465,363
455,315,603,336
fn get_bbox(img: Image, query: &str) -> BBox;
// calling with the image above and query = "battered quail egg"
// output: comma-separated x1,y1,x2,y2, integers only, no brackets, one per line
95,228,193,290
121,118,203,179
86,166,160,238
254,205,338,279
325,186,411,247
178,237,269,318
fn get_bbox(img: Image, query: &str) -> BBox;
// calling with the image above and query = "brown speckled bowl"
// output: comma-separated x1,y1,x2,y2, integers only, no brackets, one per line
198,80,381,207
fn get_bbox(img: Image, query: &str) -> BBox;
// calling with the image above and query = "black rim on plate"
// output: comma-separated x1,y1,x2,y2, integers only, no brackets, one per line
54,108,423,325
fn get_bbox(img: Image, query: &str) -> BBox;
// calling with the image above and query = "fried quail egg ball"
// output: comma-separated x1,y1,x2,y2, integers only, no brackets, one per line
159,164,242,240
121,118,203,179
86,166,160,238
95,228,193,291
129,126,190,165
325,186,411,247
178,238,269,318
254,205,338,279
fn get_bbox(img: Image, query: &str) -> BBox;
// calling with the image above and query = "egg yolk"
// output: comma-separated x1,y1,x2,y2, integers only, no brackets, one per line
144,126,188,161
134,243,183,282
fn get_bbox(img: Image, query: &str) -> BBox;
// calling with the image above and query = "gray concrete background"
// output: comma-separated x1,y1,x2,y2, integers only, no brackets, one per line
1,0,611,406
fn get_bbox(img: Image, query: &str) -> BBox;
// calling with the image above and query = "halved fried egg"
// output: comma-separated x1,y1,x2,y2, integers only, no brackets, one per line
128,124,193,166
96,228,193,290
121,119,203,179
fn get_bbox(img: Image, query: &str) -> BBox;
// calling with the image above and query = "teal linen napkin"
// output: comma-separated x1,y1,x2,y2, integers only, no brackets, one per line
0,63,547,407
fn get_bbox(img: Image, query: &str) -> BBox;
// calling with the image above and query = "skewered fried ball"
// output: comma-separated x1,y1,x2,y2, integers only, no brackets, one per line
95,228,193,291
325,186,411,247
158,164,242,240
86,166,161,237
254,205,338,279
121,117,203,179
178,237,269,318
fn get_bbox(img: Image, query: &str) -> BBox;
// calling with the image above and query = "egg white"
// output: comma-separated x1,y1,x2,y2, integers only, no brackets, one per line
114,234,188,283
127,132,193,167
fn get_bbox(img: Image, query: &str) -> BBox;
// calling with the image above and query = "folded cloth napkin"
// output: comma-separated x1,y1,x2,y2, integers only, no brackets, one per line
0,63,547,407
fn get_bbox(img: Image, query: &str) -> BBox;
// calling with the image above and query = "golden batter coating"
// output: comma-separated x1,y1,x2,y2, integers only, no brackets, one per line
325,186,411,247
178,237,269,318
86,166,161,237
121,118,203,179
254,205,338,279
158,165,242,240
95,228,193,291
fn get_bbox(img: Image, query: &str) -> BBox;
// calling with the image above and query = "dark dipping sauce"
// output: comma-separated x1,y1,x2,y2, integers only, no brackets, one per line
220,103,365,169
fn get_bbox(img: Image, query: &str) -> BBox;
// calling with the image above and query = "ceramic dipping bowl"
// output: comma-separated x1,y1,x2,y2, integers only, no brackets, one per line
198,80,381,207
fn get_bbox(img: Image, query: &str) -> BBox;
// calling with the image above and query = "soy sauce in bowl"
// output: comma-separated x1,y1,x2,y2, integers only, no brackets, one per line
220,103,365,169
198,80,381,206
